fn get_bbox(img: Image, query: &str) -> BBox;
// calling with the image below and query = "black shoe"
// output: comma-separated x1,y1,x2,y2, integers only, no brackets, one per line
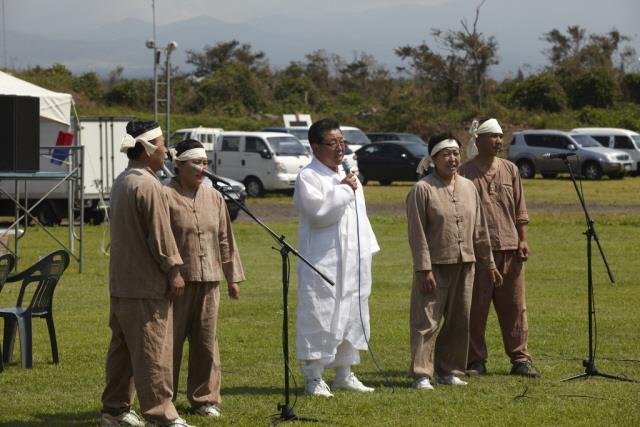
466,360,487,376
510,362,540,378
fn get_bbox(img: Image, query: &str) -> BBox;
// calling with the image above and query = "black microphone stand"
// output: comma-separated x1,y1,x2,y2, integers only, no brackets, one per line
559,159,637,383
211,179,335,422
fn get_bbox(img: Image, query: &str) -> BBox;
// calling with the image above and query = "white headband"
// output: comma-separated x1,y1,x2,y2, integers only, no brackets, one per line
416,139,459,174
120,127,163,155
170,147,207,167
466,119,503,160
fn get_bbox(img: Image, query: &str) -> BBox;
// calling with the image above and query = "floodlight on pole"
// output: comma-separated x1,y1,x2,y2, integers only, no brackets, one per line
146,39,159,121
165,41,178,139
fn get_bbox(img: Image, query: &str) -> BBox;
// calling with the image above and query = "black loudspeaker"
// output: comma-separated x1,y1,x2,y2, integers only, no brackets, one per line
0,95,40,172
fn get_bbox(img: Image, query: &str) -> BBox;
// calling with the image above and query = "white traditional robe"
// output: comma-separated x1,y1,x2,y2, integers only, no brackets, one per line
294,157,380,363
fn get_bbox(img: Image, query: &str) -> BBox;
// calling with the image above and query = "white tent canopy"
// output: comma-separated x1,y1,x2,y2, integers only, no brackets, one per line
0,70,73,126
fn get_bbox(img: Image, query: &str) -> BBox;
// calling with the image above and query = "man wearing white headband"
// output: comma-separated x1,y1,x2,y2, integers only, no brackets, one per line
459,118,540,378
407,133,501,390
163,139,245,419
465,118,503,161
101,121,194,427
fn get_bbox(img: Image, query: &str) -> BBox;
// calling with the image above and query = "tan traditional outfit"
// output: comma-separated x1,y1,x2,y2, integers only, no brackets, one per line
406,173,495,379
163,178,245,409
459,157,532,366
101,165,183,425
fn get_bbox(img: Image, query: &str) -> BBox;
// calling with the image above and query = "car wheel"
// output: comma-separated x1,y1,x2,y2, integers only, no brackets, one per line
517,160,535,179
379,180,392,186
37,202,61,226
358,172,368,186
582,162,603,180
541,173,558,179
244,177,264,197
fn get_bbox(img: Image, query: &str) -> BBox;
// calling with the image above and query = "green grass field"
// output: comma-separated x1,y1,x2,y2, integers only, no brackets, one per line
0,178,639,426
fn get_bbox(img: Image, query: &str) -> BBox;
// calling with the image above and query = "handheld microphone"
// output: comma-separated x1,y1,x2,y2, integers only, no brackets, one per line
543,152,576,160
342,159,351,175
191,163,232,186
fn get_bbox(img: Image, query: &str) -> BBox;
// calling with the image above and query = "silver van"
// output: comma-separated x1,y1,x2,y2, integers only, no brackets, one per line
507,130,633,180
572,128,640,175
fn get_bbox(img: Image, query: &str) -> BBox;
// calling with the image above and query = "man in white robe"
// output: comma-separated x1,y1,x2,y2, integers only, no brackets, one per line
294,118,380,398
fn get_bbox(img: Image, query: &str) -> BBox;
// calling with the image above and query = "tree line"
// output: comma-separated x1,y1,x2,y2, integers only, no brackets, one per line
11,6,640,137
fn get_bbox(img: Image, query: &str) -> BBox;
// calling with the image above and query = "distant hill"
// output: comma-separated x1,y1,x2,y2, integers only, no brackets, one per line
4,0,638,78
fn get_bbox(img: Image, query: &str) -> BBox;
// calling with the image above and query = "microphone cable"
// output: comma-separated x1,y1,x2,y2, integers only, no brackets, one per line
352,179,395,392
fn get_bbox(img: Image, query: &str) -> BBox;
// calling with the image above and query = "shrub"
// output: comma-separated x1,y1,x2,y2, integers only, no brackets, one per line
621,73,640,104
569,67,616,109
510,74,568,112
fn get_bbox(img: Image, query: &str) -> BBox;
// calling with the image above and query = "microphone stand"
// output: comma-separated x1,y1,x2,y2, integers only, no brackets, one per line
210,179,335,423
559,159,636,383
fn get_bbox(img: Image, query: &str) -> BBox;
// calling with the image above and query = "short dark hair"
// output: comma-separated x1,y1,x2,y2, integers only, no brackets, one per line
308,118,341,145
173,139,204,175
125,120,161,160
427,133,460,156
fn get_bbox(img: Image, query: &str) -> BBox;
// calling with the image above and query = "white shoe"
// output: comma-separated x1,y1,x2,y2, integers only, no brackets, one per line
195,403,221,418
101,410,145,426
305,378,334,398
331,373,375,392
436,375,468,386
412,377,434,390
151,417,195,427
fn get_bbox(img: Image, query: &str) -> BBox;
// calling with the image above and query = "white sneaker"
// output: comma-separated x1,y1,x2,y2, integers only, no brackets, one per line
304,378,334,398
332,373,375,392
436,375,468,386
195,403,221,418
151,417,195,427
412,377,434,390
101,410,145,426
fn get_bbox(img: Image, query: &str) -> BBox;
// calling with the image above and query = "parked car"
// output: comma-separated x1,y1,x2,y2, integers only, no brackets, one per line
159,160,247,221
355,141,427,185
340,125,371,152
507,130,633,180
572,128,640,175
263,127,311,153
214,131,311,196
366,132,426,144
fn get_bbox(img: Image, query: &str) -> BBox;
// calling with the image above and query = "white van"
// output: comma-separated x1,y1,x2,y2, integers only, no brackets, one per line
170,127,224,151
214,131,311,196
572,128,640,174
340,125,371,152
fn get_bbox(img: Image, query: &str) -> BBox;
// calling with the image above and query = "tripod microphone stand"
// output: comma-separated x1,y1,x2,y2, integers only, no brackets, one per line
559,159,636,383
211,180,335,422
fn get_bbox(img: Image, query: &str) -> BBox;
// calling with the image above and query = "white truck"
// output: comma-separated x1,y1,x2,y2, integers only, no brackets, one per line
0,116,133,225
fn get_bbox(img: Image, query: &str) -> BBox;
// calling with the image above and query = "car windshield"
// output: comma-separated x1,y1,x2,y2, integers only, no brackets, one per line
342,129,371,145
400,133,426,144
632,135,640,148
571,134,601,147
286,129,309,140
266,136,308,156
404,142,429,157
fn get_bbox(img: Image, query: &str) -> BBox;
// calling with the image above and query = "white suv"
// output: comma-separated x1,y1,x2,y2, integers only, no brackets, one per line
572,128,640,175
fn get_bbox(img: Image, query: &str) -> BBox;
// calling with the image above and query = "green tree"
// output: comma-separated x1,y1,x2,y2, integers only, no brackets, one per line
194,62,265,113
621,73,640,104
186,40,267,77
569,67,616,108
510,74,567,112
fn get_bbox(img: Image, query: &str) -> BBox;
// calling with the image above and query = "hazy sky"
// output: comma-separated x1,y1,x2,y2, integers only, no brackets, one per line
5,0,450,34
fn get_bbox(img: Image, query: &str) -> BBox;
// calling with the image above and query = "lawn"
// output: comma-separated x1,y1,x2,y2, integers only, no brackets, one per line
0,178,638,426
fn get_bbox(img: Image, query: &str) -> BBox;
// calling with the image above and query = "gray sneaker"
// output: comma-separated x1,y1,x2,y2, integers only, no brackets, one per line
510,362,541,378
466,360,487,376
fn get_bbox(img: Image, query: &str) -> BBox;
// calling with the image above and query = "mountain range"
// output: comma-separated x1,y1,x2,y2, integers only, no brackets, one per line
4,1,638,79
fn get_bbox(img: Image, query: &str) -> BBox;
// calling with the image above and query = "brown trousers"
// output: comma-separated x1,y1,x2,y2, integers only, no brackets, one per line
410,262,474,378
468,250,531,366
101,297,178,424
173,281,221,408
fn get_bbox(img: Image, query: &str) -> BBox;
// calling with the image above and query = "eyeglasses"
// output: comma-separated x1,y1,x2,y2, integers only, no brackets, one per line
189,159,209,166
438,150,461,159
320,138,346,150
